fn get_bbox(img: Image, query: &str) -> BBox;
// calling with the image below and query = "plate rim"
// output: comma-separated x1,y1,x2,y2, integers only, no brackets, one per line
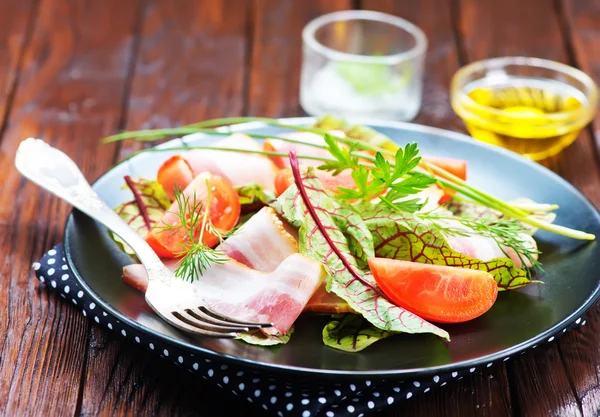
64,117,600,379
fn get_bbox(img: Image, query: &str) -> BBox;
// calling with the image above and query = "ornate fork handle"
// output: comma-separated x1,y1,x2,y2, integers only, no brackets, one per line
15,138,169,281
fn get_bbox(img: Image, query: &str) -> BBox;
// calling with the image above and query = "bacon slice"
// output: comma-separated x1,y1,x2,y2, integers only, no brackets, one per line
126,255,325,335
444,222,538,269
217,207,298,271
158,133,278,200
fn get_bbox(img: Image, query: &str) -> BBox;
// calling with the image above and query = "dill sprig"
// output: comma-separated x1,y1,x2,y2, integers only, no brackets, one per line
161,182,230,282
419,211,543,276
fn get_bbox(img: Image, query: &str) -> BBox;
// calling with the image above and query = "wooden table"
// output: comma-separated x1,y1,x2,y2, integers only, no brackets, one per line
2,0,600,415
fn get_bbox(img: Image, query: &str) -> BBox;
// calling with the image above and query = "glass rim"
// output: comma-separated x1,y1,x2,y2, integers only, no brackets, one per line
451,56,599,122
302,10,428,64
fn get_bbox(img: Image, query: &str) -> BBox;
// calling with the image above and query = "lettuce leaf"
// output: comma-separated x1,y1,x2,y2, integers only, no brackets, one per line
236,183,276,206
323,314,393,352
361,205,532,290
314,115,398,152
237,327,293,346
112,177,171,255
275,168,449,340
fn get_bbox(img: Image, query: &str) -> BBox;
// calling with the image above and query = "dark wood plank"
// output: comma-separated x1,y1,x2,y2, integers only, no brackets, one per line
458,0,600,415
361,2,513,416
116,0,250,161
550,2,600,416
363,0,463,130
247,0,352,117
0,0,141,415
78,1,260,416
0,0,38,131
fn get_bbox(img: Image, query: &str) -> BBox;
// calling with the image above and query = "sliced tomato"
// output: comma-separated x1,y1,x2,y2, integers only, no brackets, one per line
420,156,467,204
421,156,467,180
146,172,241,258
368,258,498,323
157,155,195,201
274,167,356,196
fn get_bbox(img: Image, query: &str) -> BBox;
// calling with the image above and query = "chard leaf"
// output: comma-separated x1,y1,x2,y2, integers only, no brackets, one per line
362,205,532,290
237,327,293,346
276,166,449,340
236,184,276,206
112,177,171,255
323,314,394,352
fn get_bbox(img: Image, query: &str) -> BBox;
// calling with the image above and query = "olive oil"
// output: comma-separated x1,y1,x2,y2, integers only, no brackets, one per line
457,78,588,160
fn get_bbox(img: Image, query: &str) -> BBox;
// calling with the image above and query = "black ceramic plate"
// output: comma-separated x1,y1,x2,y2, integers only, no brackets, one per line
65,117,600,381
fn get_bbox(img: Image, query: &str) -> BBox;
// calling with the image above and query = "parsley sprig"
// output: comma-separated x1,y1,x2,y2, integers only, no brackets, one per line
320,136,435,212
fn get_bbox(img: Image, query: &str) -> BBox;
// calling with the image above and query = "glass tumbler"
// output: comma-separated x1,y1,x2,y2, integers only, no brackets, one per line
300,10,427,121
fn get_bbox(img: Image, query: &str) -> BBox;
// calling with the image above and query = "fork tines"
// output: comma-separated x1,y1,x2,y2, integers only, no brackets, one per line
170,306,273,338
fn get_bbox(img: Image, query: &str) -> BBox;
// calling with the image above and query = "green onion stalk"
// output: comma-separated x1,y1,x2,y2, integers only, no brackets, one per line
103,117,595,241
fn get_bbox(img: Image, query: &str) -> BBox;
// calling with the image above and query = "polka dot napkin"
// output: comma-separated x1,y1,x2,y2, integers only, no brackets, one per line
32,244,585,417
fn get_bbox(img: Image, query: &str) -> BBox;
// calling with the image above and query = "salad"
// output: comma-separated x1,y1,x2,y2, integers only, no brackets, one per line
105,116,594,352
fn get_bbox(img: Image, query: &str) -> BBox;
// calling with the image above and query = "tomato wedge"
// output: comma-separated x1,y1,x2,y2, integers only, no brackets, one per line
274,167,355,196
420,156,467,204
157,155,195,201
421,156,467,181
146,172,240,258
368,258,498,323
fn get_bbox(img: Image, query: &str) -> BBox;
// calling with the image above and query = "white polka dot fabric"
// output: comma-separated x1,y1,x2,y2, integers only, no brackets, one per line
32,244,586,417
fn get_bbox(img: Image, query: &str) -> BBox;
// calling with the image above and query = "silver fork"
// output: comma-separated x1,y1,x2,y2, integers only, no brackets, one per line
15,138,272,338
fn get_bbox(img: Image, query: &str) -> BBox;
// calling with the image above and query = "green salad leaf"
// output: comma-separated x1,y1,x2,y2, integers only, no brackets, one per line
112,177,171,255
314,115,399,152
237,327,294,346
323,314,394,352
275,168,449,340
236,183,276,206
361,205,533,290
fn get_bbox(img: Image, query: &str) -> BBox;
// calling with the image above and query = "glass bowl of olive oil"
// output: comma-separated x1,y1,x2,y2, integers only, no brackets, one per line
451,57,598,160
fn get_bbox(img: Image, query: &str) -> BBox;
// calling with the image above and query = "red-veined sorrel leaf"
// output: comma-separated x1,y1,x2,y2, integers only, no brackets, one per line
275,154,449,340
112,176,171,255
362,205,532,290
322,314,394,352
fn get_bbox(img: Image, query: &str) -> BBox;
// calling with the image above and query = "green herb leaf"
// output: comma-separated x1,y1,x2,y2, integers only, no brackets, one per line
275,167,449,340
361,205,533,290
237,327,294,346
236,183,276,206
323,314,394,352
112,177,171,255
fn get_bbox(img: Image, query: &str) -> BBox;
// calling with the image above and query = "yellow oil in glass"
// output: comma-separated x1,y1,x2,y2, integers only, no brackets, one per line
460,78,587,160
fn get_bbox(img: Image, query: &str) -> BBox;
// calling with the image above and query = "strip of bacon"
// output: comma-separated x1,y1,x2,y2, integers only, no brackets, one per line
217,207,297,271
444,221,538,268
158,133,278,200
127,255,325,335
